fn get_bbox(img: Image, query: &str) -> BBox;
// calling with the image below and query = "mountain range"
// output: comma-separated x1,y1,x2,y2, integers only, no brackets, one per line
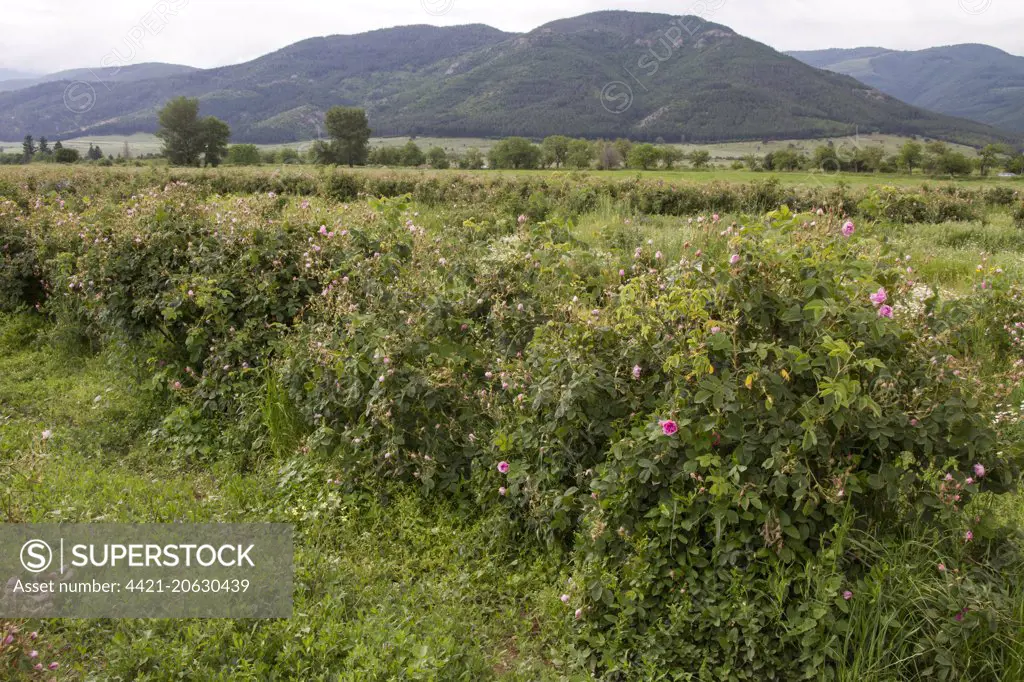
0,63,198,94
789,44,1024,134
0,11,1018,146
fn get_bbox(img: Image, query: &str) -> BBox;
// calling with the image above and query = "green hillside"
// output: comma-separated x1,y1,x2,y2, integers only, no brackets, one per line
0,12,1017,146
789,44,1024,133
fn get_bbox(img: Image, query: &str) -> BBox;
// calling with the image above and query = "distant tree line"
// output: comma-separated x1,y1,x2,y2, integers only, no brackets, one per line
748,140,1023,177
0,135,105,165
9,102,1024,177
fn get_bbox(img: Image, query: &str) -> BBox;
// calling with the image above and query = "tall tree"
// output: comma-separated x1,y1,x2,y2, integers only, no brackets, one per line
897,141,923,174
978,144,1002,176
38,137,50,155
659,146,683,170
461,147,485,170
541,136,571,168
22,135,35,161
157,97,205,166
200,117,231,167
323,107,371,167
627,143,660,170
566,139,595,169
488,138,541,169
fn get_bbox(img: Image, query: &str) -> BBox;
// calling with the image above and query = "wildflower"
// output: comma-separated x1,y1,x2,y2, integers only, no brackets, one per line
485,371,493,379
712,213,720,222
710,326,721,334
499,487,507,496
618,269,625,277
878,305,894,319
575,608,583,619
973,463,986,478
518,214,527,225
660,420,678,436
869,287,887,307
29,650,38,658
632,365,642,379
49,663,59,671
842,220,855,237
2,634,11,645
497,461,510,474
816,208,825,216
319,225,328,236
41,430,53,441
729,253,741,265
29,632,37,640
955,612,964,622
560,594,570,604
187,290,195,297
910,418,919,427
842,590,853,601
965,477,974,485
938,563,946,572
173,381,182,390
655,251,663,260
965,530,974,542
34,664,42,672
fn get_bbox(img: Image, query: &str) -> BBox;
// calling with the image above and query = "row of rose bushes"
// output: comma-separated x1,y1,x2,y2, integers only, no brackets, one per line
0,166,1017,225
1,182,1022,678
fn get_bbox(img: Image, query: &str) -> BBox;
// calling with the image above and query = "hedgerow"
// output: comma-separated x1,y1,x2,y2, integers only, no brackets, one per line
1,173,1021,679
0,167,1003,225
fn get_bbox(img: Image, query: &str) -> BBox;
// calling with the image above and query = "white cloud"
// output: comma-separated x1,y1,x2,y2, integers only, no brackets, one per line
1,0,1021,74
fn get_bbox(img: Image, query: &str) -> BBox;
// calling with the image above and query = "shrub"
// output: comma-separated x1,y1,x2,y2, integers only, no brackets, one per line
0,168,1020,678
489,207,1009,677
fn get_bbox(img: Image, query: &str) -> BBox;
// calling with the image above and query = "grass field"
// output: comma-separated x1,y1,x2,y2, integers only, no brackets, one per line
1,166,1022,679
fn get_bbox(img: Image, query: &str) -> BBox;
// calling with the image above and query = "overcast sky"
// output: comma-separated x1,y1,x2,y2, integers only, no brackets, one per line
0,0,1019,74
